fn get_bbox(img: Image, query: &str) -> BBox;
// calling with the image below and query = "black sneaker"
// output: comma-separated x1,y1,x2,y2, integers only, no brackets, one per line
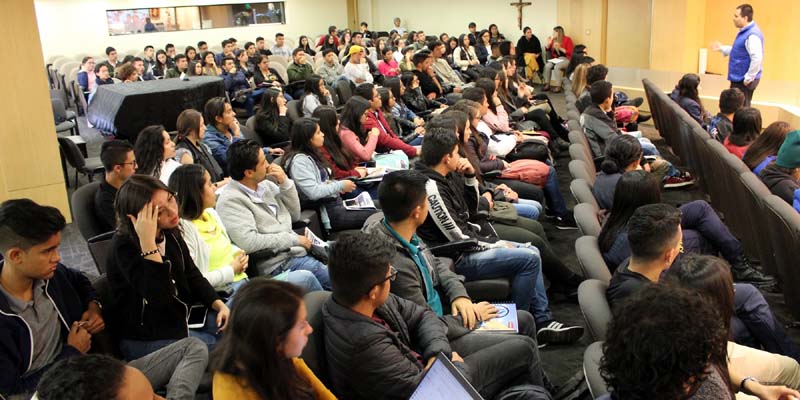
554,214,578,230
731,256,776,285
537,321,584,345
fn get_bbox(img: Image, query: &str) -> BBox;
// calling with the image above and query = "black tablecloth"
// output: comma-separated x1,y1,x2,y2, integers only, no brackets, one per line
88,76,225,141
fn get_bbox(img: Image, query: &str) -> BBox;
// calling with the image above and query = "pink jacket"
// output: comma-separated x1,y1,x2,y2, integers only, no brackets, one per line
338,127,378,162
481,104,513,133
378,60,400,77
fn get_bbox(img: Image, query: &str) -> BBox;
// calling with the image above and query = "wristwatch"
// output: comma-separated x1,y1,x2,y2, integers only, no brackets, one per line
90,299,103,311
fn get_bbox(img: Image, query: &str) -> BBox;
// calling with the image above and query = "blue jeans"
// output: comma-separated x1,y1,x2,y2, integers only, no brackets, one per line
732,283,800,362
272,255,331,290
408,135,424,146
543,164,568,217
455,245,552,325
512,199,542,220
274,269,324,293
638,138,679,177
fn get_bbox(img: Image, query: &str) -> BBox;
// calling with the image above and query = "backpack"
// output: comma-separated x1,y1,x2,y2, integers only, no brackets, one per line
505,138,550,163
500,159,550,186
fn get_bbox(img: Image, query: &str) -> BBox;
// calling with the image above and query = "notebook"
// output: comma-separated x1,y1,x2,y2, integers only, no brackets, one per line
409,352,484,400
475,303,519,333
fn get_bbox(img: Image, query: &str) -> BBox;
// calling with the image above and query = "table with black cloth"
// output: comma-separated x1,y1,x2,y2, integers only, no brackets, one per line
88,76,225,141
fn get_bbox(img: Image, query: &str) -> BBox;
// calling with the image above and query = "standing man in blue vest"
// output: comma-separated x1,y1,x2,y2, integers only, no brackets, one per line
711,3,763,107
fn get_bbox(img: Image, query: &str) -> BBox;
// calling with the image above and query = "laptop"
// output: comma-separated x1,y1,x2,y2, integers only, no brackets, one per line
409,352,484,400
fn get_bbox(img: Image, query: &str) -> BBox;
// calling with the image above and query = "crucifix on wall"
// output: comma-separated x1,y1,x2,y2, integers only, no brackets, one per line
510,0,532,30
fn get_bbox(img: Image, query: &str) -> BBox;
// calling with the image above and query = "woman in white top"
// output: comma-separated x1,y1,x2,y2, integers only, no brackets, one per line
134,125,188,185
169,164,323,294
301,75,333,117
452,34,481,82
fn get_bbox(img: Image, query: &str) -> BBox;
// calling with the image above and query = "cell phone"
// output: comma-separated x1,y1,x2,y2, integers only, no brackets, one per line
344,199,358,208
187,305,207,329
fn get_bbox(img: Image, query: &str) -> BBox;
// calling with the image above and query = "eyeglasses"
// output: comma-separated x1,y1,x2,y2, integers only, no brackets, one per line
371,265,398,290
119,160,137,167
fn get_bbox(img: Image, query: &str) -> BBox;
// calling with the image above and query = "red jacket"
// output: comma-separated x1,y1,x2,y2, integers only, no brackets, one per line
547,35,574,59
363,110,417,158
319,146,361,179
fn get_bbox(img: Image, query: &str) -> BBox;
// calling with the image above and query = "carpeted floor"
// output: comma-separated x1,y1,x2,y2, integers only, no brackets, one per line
55,89,800,400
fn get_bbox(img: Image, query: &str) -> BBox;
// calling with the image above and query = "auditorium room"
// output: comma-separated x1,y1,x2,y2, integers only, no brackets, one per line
3,0,800,399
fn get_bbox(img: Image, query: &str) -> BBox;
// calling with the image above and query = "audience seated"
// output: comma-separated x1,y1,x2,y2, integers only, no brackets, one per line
412,50,449,102
353,83,419,157
270,33,292,59
204,97,246,172
592,135,670,210
317,49,343,87
322,231,552,399
201,51,222,76
342,45,373,84
377,47,400,78
254,36,271,56
744,121,792,174
107,175,230,358
301,75,333,117
253,88,292,147
35,350,206,400
429,40,466,94
760,130,800,206
0,200,205,399
133,57,155,81
667,254,800,362
165,54,189,78
220,56,263,117
234,50,254,79
542,26,573,93
153,49,170,78
211,279,335,400
287,49,314,95
400,71,445,113
384,77,427,136
604,203,792,359
311,106,368,183
670,73,711,125
707,88,745,143
252,55,285,89
175,109,227,183
600,284,800,400
413,128,583,341
169,164,321,295
76,56,96,95
95,140,136,233
598,171,773,285
726,107,763,159
281,118,377,232
337,97,381,163
215,139,330,287
134,125,184,185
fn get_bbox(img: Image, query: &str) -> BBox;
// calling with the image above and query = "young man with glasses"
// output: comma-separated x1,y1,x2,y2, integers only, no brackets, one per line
95,140,136,232
322,231,551,400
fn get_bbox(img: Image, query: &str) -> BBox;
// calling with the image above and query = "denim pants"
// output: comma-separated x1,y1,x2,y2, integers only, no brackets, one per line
679,200,743,265
456,245,552,325
273,269,324,293
731,283,800,362
512,199,543,220
272,255,331,290
543,164,568,217
638,138,680,177
450,311,549,399
127,337,208,400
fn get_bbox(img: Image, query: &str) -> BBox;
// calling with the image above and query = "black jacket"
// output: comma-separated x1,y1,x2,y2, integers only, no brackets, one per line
175,138,225,182
760,163,800,205
414,162,498,247
0,263,97,396
322,294,463,400
253,112,292,146
105,231,220,341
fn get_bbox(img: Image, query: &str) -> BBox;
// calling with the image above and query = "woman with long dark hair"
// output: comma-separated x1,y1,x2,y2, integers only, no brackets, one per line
254,88,291,146
400,71,444,113
384,77,426,135
320,34,337,53
175,109,227,184
487,24,505,43
202,51,222,76
743,121,792,173
107,175,230,360
134,125,182,184
301,75,332,117
282,118,377,232
475,30,492,65
598,170,773,284
338,97,381,162
453,34,481,82
297,35,316,57
670,73,710,124
211,279,335,400
153,49,169,78
725,107,762,158
313,106,364,180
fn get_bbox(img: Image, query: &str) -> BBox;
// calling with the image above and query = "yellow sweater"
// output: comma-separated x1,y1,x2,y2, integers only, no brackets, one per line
213,358,337,400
